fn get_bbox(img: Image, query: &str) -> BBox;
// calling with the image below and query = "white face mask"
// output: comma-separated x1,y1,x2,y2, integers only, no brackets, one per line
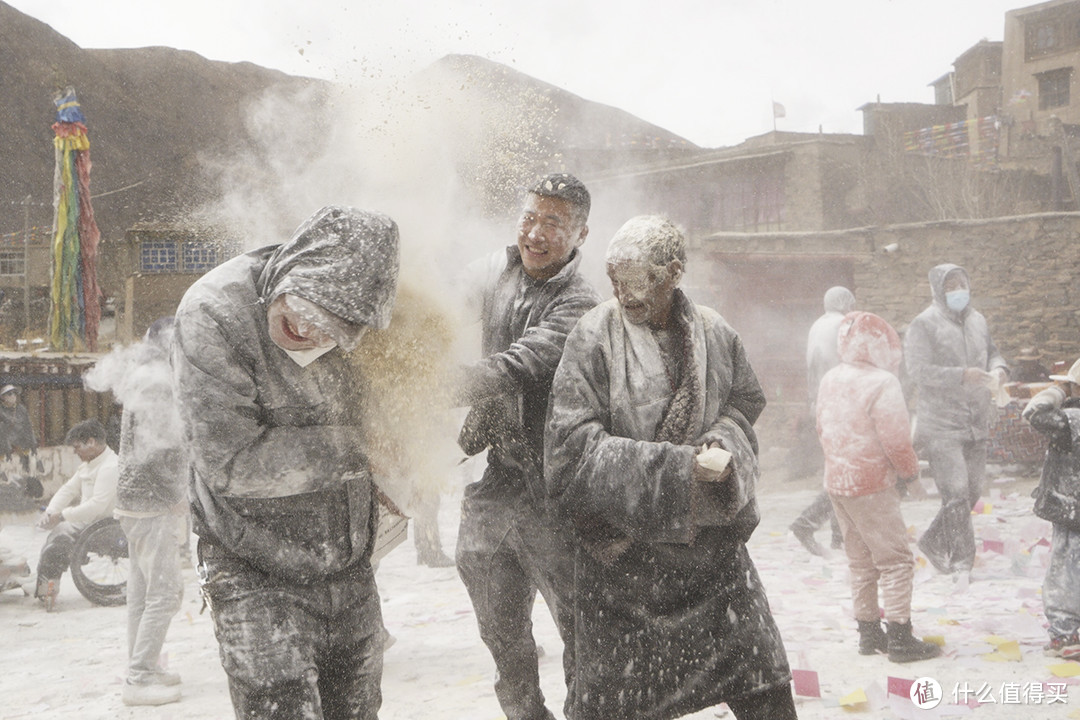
283,344,336,367
945,288,970,313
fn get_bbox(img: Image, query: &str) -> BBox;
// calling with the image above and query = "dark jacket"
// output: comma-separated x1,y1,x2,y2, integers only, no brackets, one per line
458,246,599,507
904,263,1007,444
174,207,399,584
1024,388,1080,531
0,403,36,457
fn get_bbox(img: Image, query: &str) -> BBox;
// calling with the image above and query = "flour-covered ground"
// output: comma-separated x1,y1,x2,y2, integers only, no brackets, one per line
2,460,1078,720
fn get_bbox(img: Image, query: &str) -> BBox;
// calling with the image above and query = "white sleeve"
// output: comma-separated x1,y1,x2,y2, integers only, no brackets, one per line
60,460,118,526
45,474,81,516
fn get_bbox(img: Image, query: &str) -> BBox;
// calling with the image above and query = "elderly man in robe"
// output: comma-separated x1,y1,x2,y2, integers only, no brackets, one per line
545,215,796,720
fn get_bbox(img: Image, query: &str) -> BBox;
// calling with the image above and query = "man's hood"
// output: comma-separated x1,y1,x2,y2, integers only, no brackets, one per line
837,311,902,375
256,206,400,330
928,263,969,312
822,286,855,314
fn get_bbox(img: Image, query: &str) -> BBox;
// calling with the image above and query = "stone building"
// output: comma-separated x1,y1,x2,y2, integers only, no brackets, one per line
109,224,236,343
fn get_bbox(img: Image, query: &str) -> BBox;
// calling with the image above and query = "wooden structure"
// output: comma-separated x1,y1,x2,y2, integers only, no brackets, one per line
0,352,113,447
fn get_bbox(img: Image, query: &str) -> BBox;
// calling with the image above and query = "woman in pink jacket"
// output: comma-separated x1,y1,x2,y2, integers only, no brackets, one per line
816,311,940,663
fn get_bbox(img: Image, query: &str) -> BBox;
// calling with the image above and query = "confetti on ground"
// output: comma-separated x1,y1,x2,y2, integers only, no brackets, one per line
792,669,821,697
839,688,868,706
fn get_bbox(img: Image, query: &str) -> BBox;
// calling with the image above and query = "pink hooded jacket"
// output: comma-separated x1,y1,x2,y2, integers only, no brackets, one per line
816,311,919,497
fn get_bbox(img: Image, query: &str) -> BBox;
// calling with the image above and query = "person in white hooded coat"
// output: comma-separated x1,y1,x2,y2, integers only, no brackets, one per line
789,285,856,555
904,263,1008,576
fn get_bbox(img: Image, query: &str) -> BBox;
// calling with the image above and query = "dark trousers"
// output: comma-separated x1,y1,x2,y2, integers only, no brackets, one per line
727,683,799,720
791,490,843,545
456,479,577,720
198,542,383,720
36,521,80,582
918,438,986,573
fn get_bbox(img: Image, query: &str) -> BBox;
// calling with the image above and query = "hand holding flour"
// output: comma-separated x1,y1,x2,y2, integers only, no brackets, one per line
693,443,733,483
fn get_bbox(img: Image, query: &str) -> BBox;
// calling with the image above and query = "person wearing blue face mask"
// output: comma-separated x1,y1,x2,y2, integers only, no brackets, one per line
904,264,1009,580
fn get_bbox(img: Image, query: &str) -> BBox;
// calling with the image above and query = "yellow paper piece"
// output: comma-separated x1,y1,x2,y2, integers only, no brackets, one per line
839,688,868,706
979,636,1022,661
456,674,488,686
983,503,993,514
922,634,946,647
1049,662,1080,677
993,641,1022,661
937,618,960,626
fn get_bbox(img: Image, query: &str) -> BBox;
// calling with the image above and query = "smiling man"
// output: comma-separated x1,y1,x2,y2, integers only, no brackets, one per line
454,173,599,720
173,206,399,719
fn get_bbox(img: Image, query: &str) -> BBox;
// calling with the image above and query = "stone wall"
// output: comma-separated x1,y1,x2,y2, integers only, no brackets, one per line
698,211,1080,364
694,212,1080,464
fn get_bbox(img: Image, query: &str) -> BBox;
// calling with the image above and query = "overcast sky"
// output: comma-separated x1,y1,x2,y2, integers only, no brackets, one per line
9,0,1027,148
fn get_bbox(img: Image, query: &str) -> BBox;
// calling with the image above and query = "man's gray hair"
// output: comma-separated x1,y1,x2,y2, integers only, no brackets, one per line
605,215,686,267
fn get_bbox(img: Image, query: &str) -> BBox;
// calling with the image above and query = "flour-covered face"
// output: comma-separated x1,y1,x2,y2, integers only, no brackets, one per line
517,194,588,282
267,294,366,352
606,259,682,329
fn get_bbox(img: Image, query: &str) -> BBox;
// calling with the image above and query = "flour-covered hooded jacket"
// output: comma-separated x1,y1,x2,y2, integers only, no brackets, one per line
904,264,1008,444
817,312,919,497
174,207,399,584
115,330,188,515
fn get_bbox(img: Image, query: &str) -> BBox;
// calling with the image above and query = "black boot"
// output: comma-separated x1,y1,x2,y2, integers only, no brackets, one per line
887,621,941,663
790,523,826,557
858,620,888,655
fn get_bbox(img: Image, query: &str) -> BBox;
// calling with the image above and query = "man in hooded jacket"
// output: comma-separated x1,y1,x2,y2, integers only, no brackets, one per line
173,206,399,719
904,263,1008,576
789,285,856,555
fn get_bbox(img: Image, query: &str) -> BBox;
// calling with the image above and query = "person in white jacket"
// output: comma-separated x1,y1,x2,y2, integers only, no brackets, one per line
33,418,118,610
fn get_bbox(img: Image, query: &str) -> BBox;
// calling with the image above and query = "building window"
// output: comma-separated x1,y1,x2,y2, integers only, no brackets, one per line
182,241,218,272
1038,68,1072,110
1033,22,1059,55
1025,9,1080,60
139,241,178,272
712,167,786,232
0,250,25,276
140,238,226,273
